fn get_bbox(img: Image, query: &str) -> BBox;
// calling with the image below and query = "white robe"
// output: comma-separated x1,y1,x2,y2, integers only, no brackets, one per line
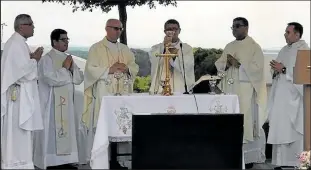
149,41,195,94
215,36,268,164
33,48,84,169
267,40,309,167
1,32,43,169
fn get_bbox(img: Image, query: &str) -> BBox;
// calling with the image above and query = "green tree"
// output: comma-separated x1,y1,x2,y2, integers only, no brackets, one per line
133,75,151,93
42,0,177,45
193,47,223,80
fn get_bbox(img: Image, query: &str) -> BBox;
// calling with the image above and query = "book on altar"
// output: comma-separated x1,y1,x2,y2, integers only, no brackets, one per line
189,74,222,94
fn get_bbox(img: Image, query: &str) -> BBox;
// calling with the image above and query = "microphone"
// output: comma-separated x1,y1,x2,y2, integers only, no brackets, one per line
180,43,189,94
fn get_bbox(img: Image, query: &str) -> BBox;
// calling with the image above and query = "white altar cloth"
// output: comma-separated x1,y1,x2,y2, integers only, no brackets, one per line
90,94,242,169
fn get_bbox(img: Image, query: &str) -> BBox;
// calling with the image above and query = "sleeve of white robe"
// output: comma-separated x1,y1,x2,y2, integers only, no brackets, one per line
71,62,84,85
125,50,139,79
148,45,162,94
240,43,266,90
83,45,110,90
215,44,229,71
39,55,72,87
15,58,42,131
170,44,194,73
169,44,195,89
149,45,161,80
17,59,38,83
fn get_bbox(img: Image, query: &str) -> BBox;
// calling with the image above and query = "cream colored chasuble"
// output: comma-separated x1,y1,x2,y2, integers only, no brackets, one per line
215,36,268,142
82,37,138,130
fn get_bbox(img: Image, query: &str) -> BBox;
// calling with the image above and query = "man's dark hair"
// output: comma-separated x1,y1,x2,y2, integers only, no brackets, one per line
164,19,180,30
288,22,303,38
50,29,67,47
233,17,249,27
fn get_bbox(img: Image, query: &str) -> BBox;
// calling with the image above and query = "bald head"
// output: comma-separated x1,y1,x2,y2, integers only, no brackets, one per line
106,19,122,27
105,19,123,42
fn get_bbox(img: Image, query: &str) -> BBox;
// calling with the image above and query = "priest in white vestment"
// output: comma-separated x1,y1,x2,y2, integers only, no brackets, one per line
149,19,195,94
33,29,84,169
215,17,268,168
1,14,44,169
81,19,139,168
267,22,310,168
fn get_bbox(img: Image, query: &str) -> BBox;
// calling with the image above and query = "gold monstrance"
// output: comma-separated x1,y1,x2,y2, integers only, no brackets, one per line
155,43,179,96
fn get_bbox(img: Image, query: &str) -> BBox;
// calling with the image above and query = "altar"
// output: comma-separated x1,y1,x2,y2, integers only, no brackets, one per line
90,94,242,169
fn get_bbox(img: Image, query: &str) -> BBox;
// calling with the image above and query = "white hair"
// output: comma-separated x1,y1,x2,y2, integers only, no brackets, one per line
14,14,32,31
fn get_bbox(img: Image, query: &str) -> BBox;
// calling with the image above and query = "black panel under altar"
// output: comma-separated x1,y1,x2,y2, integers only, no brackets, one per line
191,79,222,94
132,114,244,169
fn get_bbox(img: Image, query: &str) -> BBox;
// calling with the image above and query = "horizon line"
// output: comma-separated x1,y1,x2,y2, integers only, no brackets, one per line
27,44,283,50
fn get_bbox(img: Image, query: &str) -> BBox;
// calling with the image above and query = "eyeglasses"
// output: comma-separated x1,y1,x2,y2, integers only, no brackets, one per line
165,27,179,31
21,23,34,26
59,38,70,42
231,24,245,29
107,26,123,31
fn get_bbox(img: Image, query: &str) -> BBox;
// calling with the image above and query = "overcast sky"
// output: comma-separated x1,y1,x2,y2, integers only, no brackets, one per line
1,1,310,49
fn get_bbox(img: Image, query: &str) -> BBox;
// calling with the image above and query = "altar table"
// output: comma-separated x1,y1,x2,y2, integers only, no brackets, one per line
89,94,242,169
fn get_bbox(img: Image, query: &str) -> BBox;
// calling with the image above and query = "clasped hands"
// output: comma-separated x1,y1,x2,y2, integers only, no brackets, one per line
227,54,240,68
62,55,73,70
30,47,44,61
270,60,284,73
164,35,173,47
109,62,128,74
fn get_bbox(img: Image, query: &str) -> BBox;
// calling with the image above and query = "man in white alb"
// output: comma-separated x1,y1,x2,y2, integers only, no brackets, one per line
1,14,44,169
215,17,268,168
33,29,84,169
267,22,309,169
149,19,195,94
82,19,139,168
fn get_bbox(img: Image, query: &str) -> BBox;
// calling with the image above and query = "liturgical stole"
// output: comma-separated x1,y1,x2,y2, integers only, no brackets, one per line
48,50,71,155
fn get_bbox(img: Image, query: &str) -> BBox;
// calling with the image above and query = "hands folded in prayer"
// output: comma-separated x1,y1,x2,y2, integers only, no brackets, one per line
30,47,44,62
270,60,284,73
63,55,73,70
109,62,129,74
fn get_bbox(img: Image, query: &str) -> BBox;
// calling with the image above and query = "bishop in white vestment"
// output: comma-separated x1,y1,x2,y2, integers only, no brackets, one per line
1,14,44,169
33,29,84,169
81,19,139,168
149,19,195,94
215,17,267,166
267,22,310,167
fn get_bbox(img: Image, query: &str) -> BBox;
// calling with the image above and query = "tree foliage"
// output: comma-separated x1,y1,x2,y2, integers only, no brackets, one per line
42,0,177,13
133,75,151,93
193,47,223,80
42,0,177,44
